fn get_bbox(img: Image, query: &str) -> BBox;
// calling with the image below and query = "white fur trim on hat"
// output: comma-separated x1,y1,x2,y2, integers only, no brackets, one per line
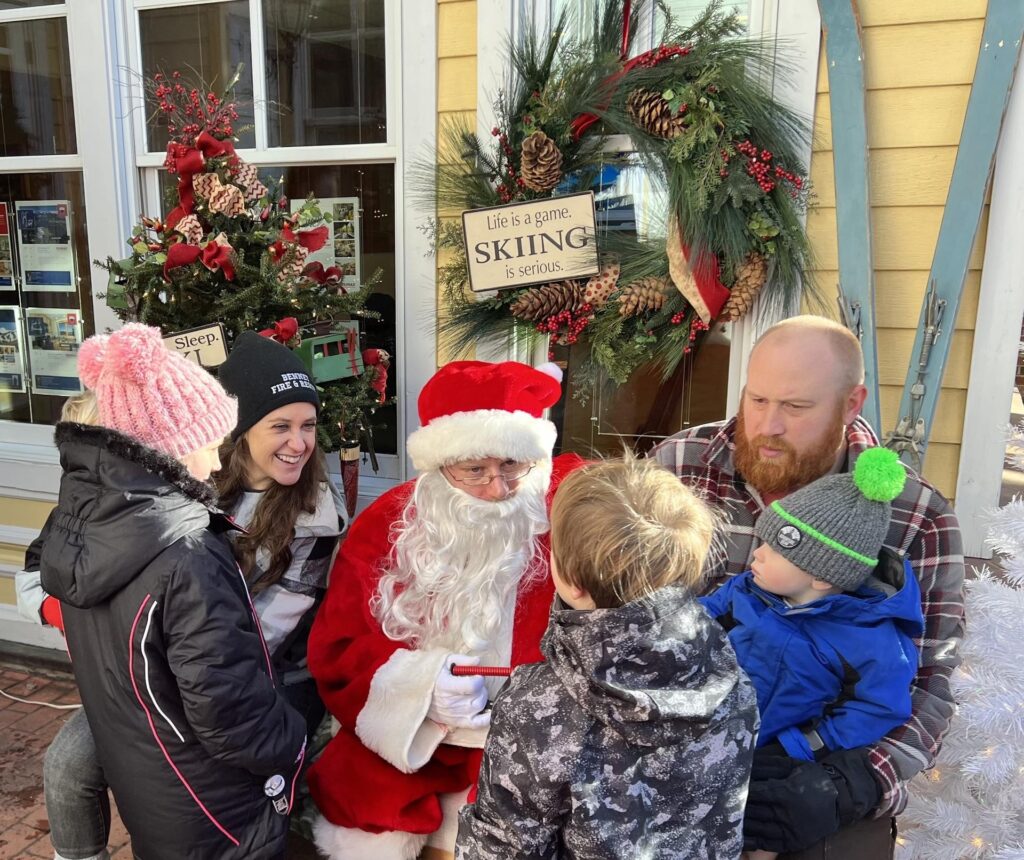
311,817,428,860
406,409,557,472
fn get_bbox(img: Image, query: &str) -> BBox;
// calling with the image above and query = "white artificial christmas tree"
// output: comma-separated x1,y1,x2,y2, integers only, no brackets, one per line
896,487,1024,860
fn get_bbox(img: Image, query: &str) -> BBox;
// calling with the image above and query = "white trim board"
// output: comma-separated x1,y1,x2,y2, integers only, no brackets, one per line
955,68,1024,558
0,602,66,653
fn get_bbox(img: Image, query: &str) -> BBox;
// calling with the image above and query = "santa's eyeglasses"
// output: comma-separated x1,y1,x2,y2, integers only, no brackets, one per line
444,461,535,486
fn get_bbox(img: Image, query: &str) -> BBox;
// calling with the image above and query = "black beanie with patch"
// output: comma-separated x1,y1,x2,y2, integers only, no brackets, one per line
219,331,320,440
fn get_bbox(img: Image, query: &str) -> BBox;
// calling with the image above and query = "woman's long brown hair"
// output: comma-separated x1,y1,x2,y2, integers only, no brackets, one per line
216,436,329,594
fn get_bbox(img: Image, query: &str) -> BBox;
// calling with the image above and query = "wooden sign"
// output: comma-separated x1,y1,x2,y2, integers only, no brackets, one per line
163,323,228,368
462,191,600,292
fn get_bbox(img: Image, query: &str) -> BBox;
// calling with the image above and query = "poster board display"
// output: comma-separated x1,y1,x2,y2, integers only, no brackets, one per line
25,307,83,395
0,204,14,289
462,191,599,292
15,200,76,292
293,196,362,289
0,305,26,393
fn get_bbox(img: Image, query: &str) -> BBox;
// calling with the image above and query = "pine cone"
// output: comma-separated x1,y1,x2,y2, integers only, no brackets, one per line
618,277,672,317
626,89,684,139
510,280,583,320
720,253,768,321
520,131,563,193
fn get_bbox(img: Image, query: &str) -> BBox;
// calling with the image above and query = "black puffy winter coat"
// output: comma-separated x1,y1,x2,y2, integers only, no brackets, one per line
40,424,307,860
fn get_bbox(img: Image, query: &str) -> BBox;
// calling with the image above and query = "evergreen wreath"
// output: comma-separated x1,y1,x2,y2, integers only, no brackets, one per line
98,66,390,452
424,0,816,392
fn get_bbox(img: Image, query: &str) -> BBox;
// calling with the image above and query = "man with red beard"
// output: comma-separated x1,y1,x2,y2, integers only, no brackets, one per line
651,314,964,859
306,360,582,860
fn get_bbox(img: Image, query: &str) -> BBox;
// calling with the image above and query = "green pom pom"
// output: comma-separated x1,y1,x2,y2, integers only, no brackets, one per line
853,447,906,502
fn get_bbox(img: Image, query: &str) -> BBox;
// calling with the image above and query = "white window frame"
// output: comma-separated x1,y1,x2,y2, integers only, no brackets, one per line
478,0,821,414
0,0,438,505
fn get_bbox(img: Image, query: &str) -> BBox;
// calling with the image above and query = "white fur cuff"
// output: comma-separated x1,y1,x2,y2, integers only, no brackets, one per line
312,817,428,860
355,648,450,774
406,409,557,472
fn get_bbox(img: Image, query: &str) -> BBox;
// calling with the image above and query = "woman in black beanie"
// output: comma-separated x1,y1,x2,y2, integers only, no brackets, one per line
217,331,347,738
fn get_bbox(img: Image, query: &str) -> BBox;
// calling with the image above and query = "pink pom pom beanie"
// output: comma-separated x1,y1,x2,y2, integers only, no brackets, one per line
77,323,238,459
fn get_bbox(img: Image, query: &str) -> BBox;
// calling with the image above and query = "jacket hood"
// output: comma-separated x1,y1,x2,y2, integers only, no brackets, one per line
542,585,743,747
753,548,924,638
40,423,227,608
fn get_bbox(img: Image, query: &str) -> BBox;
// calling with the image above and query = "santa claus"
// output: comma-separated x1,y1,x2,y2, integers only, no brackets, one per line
307,360,582,860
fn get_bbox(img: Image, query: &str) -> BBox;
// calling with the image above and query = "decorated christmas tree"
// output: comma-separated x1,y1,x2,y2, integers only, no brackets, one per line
896,492,1024,859
99,67,390,453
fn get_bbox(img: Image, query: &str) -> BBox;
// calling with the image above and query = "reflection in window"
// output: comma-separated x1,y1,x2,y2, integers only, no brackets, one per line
0,172,92,425
157,162,397,454
264,0,386,146
0,18,76,157
140,1,255,152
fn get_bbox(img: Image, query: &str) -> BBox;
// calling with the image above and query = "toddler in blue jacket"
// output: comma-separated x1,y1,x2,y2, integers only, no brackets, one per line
700,447,924,860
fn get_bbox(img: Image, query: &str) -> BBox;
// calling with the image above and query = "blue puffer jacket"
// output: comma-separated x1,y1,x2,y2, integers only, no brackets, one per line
700,549,923,761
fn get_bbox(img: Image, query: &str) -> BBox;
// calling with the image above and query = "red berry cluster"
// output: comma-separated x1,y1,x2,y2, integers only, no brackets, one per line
535,304,593,345
671,311,687,325
635,44,691,68
491,128,526,203
736,140,803,195
152,71,238,146
719,147,731,178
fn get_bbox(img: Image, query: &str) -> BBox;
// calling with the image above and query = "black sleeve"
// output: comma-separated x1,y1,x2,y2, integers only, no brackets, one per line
162,544,307,776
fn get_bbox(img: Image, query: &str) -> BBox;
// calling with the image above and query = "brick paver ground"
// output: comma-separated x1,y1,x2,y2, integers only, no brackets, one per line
0,660,317,859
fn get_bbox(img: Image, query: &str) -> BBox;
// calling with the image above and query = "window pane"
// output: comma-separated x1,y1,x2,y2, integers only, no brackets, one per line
0,18,75,156
0,171,93,425
140,1,255,152
0,2,64,8
155,163,397,455
265,0,387,146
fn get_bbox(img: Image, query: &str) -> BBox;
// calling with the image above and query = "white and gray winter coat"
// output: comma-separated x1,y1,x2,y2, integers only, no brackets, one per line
457,585,758,859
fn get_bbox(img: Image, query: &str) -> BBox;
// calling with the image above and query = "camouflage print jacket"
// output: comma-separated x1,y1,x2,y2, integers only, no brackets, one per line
456,586,758,860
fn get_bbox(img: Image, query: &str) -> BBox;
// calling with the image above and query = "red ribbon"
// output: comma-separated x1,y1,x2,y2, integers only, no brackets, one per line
303,261,345,288
201,239,235,281
163,235,236,281
165,132,238,228
685,244,731,321
259,317,299,344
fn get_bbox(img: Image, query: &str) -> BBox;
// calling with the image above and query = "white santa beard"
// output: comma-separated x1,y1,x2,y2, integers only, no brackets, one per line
373,461,552,654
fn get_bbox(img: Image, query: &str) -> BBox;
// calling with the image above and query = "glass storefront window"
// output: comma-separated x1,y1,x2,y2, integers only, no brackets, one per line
0,17,76,157
139,1,256,152
0,171,92,425
264,0,387,146
157,162,397,455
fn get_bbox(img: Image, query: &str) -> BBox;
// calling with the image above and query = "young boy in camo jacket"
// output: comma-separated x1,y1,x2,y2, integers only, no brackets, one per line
456,457,758,860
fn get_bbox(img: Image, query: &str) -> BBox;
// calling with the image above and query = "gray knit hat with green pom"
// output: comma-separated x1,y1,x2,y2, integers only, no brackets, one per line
754,447,907,591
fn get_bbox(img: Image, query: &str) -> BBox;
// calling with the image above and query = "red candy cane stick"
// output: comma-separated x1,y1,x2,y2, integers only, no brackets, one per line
450,664,512,678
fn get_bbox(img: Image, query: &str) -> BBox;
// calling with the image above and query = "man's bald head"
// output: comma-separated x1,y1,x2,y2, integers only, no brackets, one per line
751,315,865,393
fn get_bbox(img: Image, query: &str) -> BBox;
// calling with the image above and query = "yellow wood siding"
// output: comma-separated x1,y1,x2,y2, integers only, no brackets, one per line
808,0,989,499
437,1,477,365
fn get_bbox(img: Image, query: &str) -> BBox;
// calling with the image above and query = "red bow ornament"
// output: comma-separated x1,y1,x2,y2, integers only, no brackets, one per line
164,131,238,228
200,232,236,281
303,261,345,291
361,348,391,403
259,317,299,345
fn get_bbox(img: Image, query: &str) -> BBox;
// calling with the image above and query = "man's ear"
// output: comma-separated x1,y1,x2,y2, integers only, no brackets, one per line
843,384,868,425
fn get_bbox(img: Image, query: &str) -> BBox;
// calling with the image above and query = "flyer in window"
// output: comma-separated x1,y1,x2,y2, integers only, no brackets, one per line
0,305,26,393
25,307,83,395
15,201,76,292
292,196,362,290
0,204,15,289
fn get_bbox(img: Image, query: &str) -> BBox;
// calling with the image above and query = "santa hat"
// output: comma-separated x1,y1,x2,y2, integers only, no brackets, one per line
406,360,562,472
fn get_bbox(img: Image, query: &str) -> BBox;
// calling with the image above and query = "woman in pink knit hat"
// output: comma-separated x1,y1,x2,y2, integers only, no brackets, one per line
38,324,307,860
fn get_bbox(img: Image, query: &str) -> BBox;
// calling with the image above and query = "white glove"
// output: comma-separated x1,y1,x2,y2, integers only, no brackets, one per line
427,654,491,730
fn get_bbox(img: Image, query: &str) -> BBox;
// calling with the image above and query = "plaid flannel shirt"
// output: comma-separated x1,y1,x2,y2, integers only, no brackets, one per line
650,416,965,815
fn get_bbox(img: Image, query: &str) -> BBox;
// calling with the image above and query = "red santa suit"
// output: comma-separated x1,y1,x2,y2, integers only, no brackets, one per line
306,360,582,860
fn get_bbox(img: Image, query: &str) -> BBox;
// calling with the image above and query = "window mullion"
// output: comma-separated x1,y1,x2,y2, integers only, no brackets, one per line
249,0,268,151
